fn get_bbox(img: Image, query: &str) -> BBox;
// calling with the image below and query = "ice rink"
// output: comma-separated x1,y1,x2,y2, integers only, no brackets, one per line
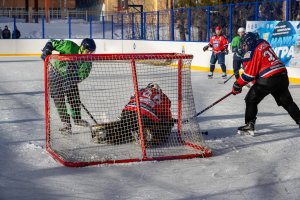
1,56,300,200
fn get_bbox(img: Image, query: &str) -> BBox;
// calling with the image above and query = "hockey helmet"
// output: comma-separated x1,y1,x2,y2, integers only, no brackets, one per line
215,26,222,31
80,38,96,54
147,82,161,91
237,27,245,33
240,32,258,52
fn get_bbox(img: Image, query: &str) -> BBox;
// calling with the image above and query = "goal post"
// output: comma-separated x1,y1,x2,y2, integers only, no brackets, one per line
44,53,212,167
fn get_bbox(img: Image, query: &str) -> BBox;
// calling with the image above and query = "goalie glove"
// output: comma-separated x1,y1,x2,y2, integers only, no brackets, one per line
41,41,53,61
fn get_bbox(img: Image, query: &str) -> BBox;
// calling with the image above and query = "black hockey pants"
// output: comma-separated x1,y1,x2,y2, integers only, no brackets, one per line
48,69,82,124
244,72,300,124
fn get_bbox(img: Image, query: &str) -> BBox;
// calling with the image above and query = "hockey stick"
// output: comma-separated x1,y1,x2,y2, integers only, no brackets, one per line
81,102,98,124
47,62,98,125
175,92,233,124
218,71,238,84
192,92,233,118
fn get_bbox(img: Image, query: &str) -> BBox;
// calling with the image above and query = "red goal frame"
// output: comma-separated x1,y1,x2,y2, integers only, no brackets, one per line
44,53,212,167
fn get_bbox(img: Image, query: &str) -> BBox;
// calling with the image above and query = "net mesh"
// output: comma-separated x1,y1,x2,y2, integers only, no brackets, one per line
45,53,211,166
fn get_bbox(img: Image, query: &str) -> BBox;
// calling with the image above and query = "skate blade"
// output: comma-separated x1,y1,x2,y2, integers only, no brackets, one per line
237,130,255,136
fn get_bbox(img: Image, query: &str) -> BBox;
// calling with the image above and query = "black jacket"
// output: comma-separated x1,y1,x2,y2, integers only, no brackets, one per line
12,29,21,39
2,29,11,39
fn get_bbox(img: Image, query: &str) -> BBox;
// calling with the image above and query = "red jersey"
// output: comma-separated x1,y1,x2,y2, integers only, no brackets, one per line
237,39,286,86
209,34,229,53
123,87,172,122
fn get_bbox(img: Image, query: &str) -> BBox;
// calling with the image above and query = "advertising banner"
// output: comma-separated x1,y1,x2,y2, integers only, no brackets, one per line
246,21,300,67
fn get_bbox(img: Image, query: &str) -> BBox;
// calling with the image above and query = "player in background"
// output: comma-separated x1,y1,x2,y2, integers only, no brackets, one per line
203,26,229,79
232,32,300,135
230,27,245,79
41,38,96,134
2,25,11,39
91,82,174,147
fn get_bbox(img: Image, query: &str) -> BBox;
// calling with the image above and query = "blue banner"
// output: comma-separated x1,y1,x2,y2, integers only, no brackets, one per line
246,21,300,67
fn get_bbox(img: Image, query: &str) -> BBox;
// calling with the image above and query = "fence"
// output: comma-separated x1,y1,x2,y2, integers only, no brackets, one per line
0,0,296,41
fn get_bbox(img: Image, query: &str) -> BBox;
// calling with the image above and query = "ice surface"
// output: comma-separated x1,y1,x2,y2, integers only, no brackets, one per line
0,56,300,200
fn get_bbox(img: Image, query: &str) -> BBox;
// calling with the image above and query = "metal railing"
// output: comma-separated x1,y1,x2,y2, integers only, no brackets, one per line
0,0,295,41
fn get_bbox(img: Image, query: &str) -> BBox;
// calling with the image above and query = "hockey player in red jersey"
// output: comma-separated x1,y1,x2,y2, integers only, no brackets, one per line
91,82,174,147
203,26,229,79
232,32,300,135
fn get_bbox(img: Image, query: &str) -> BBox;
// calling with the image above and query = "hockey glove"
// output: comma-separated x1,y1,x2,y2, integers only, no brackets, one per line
231,47,237,53
232,81,242,95
41,41,53,61
203,45,209,52
224,49,229,55
237,49,244,57
41,49,52,61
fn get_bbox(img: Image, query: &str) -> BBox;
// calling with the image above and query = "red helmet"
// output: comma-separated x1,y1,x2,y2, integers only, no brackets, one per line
215,26,222,31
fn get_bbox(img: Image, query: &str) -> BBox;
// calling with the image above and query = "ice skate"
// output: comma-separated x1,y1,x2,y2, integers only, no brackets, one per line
208,72,213,79
74,119,89,127
221,73,227,79
237,121,255,136
59,122,72,135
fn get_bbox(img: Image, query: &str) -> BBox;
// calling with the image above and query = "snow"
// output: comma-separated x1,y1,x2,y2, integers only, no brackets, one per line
1,56,300,199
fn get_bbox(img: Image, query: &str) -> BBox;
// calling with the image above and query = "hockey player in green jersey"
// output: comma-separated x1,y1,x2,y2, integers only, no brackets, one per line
41,38,96,134
230,27,245,79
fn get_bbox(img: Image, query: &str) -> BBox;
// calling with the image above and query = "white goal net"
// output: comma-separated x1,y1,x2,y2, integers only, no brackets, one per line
44,53,211,167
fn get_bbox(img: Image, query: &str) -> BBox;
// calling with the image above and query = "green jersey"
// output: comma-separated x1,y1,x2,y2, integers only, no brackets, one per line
50,39,92,81
231,35,240,50
230,36,243,59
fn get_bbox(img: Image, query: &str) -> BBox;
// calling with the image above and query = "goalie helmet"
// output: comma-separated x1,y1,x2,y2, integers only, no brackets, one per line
80,38,96,53
147,82,161,91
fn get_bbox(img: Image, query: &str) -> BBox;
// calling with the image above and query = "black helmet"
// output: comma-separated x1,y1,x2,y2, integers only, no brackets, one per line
81,38,96,52
240,32,258,50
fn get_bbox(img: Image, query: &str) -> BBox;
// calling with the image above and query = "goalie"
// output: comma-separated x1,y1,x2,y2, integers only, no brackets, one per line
91,82,174,147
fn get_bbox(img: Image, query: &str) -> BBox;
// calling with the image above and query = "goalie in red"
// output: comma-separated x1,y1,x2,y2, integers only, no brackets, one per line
91,82,175,147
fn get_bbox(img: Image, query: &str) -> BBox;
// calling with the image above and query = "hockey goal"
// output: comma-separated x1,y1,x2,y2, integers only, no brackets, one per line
44,53,212,167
